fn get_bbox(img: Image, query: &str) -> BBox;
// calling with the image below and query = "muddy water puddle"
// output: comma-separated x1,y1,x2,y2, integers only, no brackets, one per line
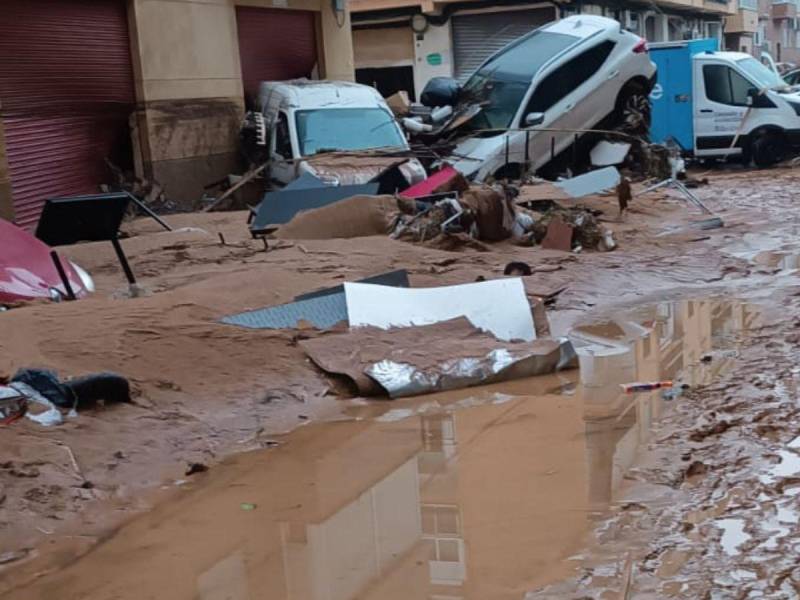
1,299,759,600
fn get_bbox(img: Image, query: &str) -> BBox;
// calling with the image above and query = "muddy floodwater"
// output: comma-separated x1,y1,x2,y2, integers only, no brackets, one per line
2,298,758,600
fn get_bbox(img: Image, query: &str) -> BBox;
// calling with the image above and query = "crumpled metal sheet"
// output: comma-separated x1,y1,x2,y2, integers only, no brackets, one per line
366,338,576,398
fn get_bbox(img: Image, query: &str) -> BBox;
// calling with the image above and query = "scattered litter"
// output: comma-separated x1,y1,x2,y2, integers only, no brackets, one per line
400,166,468,199
344,278,536,342
0,387,27,425
385,90,410,116
692,217,724,230
185,463,209,476
590,141,631,166
621,381,673,393
0,550,29,566
554,167,621,198
504,262,532,276
541,218,574,252
240,503,257,511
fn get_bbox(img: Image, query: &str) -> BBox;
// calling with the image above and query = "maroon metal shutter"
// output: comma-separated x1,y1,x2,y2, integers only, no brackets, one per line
235,6,318,105
0,0,135,229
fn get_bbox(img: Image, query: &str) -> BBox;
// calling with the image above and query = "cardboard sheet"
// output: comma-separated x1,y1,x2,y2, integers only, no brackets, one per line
344,278,536,342
301,318,576,398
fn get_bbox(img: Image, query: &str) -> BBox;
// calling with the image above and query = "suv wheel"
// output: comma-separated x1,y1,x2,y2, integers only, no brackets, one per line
615,83,652,139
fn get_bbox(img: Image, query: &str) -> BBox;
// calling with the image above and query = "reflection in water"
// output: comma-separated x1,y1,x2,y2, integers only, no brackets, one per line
5,300,759,600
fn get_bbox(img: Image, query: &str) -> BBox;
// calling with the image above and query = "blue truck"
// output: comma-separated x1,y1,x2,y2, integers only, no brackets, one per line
649,38,800,166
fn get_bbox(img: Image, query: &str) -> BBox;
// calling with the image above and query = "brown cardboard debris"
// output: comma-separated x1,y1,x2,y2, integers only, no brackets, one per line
385,91,411,116
541,218,574,252
459,186,515,242
275,195,399,240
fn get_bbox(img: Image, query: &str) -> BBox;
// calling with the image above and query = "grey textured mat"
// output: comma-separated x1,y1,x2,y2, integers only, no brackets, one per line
221,293,348,330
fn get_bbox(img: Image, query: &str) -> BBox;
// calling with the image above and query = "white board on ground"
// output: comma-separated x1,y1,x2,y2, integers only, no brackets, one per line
590,141,631,167
555,166,621,198
344,278,536,341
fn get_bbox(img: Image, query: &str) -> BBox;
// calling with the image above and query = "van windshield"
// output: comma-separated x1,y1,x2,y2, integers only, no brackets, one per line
737,57,785,90
295,108,406,156
461,31,580,130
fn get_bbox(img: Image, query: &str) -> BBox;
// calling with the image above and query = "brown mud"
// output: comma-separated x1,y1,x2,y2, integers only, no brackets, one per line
3,168,800,597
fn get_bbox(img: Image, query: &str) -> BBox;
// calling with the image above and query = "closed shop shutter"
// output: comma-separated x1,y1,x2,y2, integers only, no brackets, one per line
235,6,318,106
353,27,414,69
452,9,555,83
0,0,135,229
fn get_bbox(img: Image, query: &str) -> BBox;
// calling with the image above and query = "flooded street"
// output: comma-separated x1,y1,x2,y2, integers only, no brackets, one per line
5,169,800,599
3,299,761,600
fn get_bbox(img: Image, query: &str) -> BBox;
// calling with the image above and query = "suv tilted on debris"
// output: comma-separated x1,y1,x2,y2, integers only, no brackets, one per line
449,15,657,181
240,79,426,187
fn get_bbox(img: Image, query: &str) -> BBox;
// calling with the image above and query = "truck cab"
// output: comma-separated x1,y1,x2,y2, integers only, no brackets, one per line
245,80,426,187
650,40,800,166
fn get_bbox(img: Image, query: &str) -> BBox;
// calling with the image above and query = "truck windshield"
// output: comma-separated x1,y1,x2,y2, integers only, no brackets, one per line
461,31,580,130
295,108,406,156
737,57,785,90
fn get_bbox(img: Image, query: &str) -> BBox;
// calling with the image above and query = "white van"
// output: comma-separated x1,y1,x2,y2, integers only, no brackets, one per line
247,80,426,187
449,15,657,181
651,41,800,166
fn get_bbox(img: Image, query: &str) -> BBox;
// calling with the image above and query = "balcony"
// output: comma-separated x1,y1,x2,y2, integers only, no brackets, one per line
738,0,757,9
726,8,759,30
771,0,797,19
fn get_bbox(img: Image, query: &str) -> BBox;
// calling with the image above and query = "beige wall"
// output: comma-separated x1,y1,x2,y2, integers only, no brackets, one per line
726,9,758,33
129,0,354,205
0,114,13,221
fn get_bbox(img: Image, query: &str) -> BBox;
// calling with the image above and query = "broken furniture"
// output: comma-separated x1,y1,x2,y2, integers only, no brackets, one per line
35,192,137,286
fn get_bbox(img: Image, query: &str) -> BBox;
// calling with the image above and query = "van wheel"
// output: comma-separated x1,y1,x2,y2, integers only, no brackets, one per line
615,83,651,139
751,131,786,167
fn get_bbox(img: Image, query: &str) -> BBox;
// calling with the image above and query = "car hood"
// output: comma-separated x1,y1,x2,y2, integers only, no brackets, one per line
302,153,425,186
0,219,90,304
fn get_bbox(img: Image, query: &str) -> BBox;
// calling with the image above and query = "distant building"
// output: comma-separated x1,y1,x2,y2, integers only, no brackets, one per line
350,0,740,101
753,0,800,64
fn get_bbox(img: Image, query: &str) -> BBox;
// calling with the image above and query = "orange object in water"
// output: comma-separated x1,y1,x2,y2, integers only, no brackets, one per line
620,381,673,393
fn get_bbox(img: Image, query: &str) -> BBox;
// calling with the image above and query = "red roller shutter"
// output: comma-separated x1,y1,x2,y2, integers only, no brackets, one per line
236,6,318,104
0,0,135,229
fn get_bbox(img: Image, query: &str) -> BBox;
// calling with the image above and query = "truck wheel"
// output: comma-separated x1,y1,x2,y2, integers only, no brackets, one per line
615,83,651,139
751,131,786,168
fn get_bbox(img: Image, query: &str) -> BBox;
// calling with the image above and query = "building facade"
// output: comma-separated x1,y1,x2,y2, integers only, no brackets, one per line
753,0,800,64
351,0,739,101
0,0,355,228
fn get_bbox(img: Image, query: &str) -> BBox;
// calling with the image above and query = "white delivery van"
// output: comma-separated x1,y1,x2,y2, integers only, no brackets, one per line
650,40,800,166
243,80,426,186
450,15,657,181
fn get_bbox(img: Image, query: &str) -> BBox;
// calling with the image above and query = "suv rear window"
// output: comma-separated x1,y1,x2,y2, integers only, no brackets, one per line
461,31,579,129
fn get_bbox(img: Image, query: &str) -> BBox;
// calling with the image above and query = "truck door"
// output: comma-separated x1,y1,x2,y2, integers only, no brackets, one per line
269,111,297,185
523,40,617,171
694,61,752,156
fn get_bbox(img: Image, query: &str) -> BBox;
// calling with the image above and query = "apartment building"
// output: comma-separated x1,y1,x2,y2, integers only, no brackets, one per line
0,0,355,228
351,0,738,100
753,0,800,63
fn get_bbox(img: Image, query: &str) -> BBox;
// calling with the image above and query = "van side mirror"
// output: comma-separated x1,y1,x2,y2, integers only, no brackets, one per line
746,87,757,106
525,112,544,127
